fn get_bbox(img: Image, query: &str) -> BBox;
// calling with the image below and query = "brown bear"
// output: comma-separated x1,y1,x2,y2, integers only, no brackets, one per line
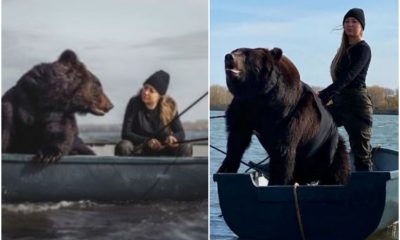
217,47,350,185
2,49,113,163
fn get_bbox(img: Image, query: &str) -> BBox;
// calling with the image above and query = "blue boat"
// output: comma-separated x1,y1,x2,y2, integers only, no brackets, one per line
213,147,398,240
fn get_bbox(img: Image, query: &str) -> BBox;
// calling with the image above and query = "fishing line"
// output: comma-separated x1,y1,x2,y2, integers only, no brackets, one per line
210,144,260,170
244,156,270,173
133,91,208,153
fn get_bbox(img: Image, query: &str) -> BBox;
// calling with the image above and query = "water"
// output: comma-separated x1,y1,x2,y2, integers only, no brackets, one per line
3,200,207,240
210,111,398,240
2,130,208,240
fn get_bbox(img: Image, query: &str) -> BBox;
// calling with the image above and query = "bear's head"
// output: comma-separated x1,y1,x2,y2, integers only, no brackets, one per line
25,50,114,115
224,47,301,99
58,50,114,115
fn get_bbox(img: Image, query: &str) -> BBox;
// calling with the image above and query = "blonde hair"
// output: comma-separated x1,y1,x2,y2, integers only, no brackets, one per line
330,32,350,81
330,27,364,81
159,95,177,131
138,88,177,129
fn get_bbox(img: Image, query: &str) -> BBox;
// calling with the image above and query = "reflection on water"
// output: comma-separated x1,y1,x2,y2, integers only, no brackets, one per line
2,200,207,240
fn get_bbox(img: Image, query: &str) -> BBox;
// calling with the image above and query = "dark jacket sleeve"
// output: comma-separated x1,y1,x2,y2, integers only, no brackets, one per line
319,44,371,104
121,97,147,144
170,112,185,142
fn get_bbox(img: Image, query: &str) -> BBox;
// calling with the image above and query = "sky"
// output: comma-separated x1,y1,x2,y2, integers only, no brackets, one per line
2,0,208,125
211,0,399,91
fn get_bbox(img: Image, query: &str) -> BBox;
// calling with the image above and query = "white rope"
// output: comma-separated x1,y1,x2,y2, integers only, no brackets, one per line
293,182,306,240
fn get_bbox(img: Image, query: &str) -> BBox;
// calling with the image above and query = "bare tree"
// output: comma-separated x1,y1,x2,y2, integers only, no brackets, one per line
210,85,233,109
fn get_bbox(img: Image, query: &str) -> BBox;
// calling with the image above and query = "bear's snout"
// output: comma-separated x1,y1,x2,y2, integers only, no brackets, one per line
225,53,234,67
225,53,241,80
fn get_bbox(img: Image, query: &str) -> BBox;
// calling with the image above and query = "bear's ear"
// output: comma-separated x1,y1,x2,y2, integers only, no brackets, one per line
58,49,79,65
270,48,283,61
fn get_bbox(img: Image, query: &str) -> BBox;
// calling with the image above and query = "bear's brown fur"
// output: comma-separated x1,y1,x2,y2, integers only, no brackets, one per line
218,47,350,185
2,50,113,162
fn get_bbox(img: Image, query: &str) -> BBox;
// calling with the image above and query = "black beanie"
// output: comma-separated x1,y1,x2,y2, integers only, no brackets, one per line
144,70,170,95
343,8,365,30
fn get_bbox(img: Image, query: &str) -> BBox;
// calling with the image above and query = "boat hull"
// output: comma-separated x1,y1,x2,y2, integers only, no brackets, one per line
213,148,398,240
3,154,208,202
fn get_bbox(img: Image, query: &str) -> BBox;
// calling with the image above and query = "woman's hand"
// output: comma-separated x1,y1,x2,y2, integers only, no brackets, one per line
147,138,164,151
165,135,179,148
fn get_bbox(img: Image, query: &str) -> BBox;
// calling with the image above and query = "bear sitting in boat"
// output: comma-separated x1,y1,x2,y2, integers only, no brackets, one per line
2,50,113,163
217,47,350,185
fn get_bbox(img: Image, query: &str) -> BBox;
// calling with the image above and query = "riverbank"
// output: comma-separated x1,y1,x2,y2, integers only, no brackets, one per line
80,120,208,132
374,110,398,115
210,106,227,111
211,107,399,115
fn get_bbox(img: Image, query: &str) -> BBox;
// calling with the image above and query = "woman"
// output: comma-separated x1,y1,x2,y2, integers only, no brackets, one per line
319,8,373,171
115,70,192,156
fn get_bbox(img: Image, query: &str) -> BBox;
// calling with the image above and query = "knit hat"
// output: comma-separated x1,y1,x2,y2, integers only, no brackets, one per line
144,70,170,95
343,8,365,30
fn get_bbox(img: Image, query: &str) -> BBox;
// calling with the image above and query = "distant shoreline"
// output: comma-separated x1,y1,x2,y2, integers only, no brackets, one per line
80,119,208,132
210,106,227,111
373,110,398,115
211,107,398,115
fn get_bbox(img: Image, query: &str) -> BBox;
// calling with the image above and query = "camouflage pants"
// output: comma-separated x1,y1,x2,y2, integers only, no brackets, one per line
327,89,373,171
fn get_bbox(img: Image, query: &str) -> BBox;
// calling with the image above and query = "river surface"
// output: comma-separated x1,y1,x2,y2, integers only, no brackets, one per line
3,200,207,240
210,111,398,240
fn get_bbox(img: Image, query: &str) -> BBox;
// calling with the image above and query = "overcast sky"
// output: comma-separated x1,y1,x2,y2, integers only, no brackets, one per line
3,1,398,125
2,0,208,125
211,0,398,90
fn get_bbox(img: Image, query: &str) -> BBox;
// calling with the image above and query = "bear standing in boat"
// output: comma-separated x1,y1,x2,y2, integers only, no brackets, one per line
2,50,114,162
217,47,350,185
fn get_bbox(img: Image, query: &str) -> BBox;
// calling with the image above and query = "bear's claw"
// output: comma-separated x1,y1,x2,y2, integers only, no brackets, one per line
33,147,63,164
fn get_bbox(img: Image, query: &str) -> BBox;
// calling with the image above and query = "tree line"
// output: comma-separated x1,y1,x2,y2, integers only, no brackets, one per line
210,84,398,114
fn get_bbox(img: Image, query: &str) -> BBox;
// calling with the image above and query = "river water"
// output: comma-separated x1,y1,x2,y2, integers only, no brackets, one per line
3,200,207,240
210,111,398,240
2,131,208,240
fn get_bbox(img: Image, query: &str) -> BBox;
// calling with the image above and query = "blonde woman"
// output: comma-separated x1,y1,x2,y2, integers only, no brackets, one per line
319,8,373,171
115,70,192,156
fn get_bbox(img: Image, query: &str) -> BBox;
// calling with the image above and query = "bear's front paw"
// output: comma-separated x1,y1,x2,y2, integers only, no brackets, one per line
33,146,63,163
217,164,229,173
217,162,237,173
217,157,241,173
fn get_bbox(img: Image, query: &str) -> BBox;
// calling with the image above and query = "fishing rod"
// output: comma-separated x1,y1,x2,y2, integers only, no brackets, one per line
176,137,208,144
210,144,270,176
244,156,270,173
210,115,226,119
158,91,208,135
133,91,208,153
210,145,253,169
156,137,208,147
210,114,270,174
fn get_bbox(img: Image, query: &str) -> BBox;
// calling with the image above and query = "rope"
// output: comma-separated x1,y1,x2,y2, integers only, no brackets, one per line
293,182,306,240
371,144,382,166
138,137,193,201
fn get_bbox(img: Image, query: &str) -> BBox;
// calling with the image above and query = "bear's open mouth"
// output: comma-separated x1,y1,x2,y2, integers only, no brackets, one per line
91,107,106,116
225,68,241,77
